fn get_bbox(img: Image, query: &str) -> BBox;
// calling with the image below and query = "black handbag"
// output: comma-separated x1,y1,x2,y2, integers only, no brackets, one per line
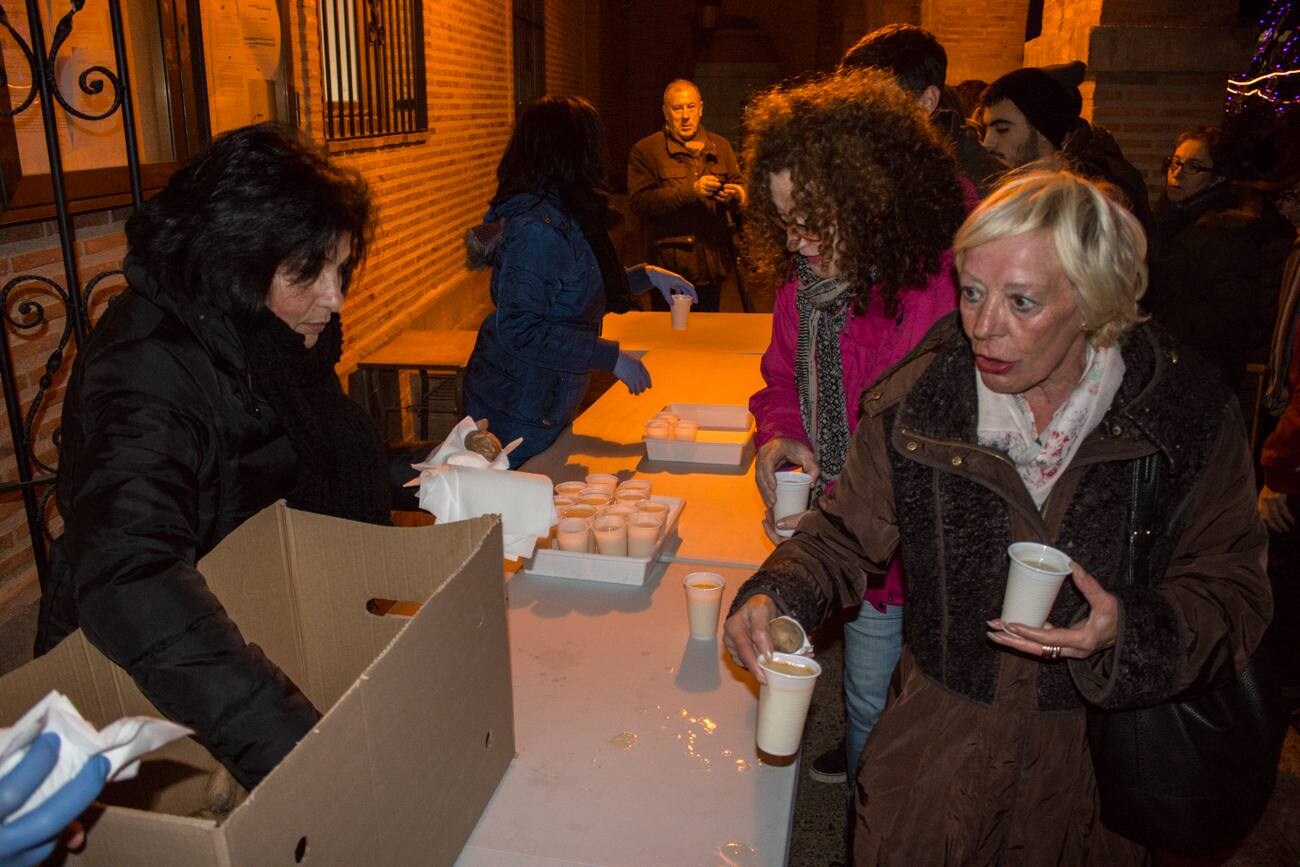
1085,453,1289,856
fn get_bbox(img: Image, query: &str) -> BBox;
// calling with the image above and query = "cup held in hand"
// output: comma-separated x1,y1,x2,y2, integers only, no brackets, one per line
756,652,822,756
1001,542,1072,628
772,470,813,538
670,293,692,330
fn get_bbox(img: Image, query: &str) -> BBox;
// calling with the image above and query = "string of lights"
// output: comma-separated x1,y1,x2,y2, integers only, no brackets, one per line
1227,0,1299,116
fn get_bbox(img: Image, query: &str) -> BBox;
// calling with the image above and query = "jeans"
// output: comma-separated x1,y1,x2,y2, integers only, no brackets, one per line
843,601,904,777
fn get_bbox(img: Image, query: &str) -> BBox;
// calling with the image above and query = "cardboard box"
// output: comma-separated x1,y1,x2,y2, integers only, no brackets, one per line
0,502,514,866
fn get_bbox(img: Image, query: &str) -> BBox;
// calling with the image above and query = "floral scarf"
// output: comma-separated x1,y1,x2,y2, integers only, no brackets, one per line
976,344,1125,509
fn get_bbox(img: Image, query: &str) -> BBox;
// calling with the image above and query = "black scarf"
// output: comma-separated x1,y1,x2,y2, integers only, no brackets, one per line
575,206,634,314
244,313,393,525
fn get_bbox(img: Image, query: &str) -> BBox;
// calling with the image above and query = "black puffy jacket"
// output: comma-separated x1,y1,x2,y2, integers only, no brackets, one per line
37,255,319,789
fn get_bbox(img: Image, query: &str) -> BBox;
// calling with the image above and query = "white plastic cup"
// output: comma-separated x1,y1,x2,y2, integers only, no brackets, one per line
604,503,637,519
554,481,587,497
627,515,664,557
683,571,725,639
578,491,612,507
670,293,692,330
618,479,652,497
553,495,576,522
561,505,597,523
555,517,590,552
655,412,680,426
645,419,671,440
614,489,649,505
636,500,670,527
673,420,699,441
773,470,814,538
756,652,823,756
592,515,628,556
585,473,619,493
1001,542,1073,627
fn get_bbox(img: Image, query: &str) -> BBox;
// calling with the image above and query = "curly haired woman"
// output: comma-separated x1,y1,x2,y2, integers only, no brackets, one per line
744,69,974,784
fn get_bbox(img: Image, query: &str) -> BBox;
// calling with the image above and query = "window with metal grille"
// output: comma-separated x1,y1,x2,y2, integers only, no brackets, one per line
318,0,427,140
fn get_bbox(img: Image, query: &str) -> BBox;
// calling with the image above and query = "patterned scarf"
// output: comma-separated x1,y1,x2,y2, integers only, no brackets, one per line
794,255,853,497
976,343,1125,509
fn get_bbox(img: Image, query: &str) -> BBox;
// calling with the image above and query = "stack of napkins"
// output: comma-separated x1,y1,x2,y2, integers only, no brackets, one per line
408,417,552,559
0,691,191,822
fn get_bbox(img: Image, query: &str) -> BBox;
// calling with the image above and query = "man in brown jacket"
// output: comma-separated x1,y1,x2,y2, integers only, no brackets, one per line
628,80,745,312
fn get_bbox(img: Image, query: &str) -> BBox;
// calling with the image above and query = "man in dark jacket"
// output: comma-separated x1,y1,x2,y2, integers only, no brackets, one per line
628,80,745,312
978,64,1152,233
839,23,1007,196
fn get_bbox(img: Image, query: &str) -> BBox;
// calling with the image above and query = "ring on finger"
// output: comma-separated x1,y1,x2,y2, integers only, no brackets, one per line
1042,644,1063,661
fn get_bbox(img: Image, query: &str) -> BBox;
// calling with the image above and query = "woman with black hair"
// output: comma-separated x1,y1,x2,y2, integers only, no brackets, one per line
463,95,695,466
37,122,392,790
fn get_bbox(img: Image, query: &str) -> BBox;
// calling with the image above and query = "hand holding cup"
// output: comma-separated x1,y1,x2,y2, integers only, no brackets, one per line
722,593,779,682
986,560,1119,662
755,438,819,506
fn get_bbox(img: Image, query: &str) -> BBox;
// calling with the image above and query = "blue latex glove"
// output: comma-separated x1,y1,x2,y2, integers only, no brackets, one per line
0,733,109,867
644,265,698,306
613,351,652,395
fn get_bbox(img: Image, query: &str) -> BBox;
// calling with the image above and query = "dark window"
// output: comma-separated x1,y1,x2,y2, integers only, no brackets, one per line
319,0,427,140
513,0,545,110
1025,0,1044,42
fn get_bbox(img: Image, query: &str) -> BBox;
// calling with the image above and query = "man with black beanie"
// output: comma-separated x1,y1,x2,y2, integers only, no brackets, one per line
979,63,1151,232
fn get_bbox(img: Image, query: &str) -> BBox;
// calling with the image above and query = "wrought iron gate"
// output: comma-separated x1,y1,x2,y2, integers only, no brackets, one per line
0,0,141,586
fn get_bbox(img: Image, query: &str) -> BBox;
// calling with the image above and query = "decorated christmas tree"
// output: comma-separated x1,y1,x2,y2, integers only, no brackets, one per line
1228,0,1299,118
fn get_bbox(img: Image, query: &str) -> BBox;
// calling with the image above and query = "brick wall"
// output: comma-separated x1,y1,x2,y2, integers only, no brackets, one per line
546,0,599,98
921,0,1032,85
289,0,516,375
1026,0,1253,197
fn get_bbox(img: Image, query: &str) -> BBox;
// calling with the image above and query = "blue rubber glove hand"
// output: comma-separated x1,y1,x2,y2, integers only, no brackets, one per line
644,266,698,306
613,351,652,395
0,732,110,867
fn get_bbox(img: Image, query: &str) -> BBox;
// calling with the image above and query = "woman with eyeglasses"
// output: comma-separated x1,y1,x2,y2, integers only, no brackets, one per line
742,70,972,786
1145,126,1271,390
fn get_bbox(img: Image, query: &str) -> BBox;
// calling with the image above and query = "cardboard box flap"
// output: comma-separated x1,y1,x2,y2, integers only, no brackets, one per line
219,512,514,866
275,507,501,710
194,501,305,697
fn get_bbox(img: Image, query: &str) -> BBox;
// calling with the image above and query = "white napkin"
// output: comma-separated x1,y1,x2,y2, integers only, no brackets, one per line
412,416,516,472
415,464,555,560
0,691,192,823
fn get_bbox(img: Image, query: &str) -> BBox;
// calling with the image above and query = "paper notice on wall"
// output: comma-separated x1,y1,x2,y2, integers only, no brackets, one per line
202,0,284,133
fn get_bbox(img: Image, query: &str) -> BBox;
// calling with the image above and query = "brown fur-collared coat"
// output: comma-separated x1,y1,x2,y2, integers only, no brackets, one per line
735,313,1271,865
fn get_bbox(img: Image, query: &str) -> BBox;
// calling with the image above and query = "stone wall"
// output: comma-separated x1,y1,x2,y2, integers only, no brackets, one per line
1026,0,1254,195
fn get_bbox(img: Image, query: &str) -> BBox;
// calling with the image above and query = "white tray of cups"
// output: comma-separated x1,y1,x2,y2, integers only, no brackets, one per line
642,403,755,467
526,476,685,586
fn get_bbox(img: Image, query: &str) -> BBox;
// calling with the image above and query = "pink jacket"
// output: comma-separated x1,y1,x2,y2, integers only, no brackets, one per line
749,252,959,609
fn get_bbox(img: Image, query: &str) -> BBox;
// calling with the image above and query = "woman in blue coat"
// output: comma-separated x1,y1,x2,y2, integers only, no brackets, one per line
464,96,695,466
